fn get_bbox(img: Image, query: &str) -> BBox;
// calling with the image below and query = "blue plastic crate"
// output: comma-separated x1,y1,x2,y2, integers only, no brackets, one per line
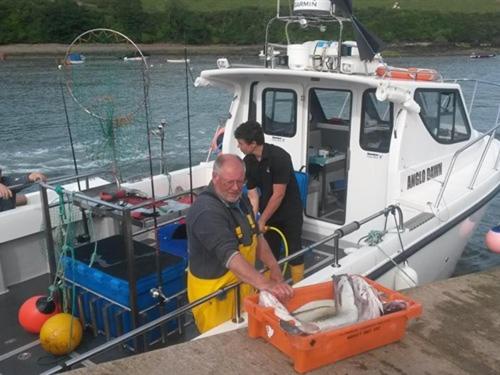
158,223,188,261
63,235,186,346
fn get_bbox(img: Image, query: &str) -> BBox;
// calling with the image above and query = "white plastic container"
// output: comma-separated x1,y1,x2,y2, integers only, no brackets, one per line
287,44,309,70
293,0,332,15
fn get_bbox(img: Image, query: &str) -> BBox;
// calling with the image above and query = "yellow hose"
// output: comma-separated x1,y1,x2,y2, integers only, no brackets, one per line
266,226,289,276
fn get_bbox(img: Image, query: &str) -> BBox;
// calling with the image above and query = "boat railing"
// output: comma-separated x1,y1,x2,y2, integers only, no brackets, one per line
41,204,404,375
434,114,500,208
444,79,500,115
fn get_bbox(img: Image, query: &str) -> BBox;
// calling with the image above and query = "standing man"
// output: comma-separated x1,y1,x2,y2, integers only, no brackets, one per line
187,154,293,334
234,120,304,284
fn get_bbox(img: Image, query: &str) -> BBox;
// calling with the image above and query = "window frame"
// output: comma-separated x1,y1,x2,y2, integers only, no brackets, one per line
360,88,394,153
414,88,471,144
308,87,353,127
261,88,298,137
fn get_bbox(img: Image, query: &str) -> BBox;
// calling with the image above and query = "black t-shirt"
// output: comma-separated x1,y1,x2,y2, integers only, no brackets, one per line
186,184,256,279
244,143,302,223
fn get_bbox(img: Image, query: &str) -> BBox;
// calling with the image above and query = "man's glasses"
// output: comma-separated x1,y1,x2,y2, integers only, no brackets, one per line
219,176,246,189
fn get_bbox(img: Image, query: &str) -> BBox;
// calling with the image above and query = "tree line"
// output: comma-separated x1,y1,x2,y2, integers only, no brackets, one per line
0,0,498,47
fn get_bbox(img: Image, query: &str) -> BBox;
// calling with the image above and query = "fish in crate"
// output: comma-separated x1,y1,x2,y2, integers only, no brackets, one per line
244,274,422,373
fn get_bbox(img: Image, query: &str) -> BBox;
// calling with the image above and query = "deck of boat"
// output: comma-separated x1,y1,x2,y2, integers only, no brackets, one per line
65,267,500,375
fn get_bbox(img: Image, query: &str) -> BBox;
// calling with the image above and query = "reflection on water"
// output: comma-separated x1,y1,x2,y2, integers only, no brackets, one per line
0,54,498,275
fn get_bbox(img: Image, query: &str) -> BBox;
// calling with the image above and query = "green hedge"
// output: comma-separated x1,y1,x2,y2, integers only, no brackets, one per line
0,0,499,46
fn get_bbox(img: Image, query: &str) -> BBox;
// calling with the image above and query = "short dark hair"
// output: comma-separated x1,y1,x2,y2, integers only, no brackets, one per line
234,120,264,145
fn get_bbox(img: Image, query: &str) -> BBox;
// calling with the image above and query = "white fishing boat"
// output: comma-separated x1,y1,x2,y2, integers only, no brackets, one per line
1,2,500,373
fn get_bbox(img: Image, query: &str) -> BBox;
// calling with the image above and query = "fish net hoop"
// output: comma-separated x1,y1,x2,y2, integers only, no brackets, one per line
62,28,149,123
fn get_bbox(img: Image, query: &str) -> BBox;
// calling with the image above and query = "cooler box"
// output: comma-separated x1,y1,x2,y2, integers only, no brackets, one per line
158,222,188,260
63,235,186,347
244,278,422,373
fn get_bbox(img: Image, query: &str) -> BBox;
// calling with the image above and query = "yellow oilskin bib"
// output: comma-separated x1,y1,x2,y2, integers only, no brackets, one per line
188,215,258,334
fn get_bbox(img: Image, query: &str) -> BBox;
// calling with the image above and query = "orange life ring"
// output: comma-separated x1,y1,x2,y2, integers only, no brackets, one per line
376,66,439,81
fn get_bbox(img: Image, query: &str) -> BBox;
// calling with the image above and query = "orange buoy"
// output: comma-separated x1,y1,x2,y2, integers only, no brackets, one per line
18,295,59,334
485,225,500,253
376,66,440,81
40,313,83,355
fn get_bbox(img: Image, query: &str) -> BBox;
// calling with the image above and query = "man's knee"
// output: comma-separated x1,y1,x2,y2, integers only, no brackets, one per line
16,194,27,207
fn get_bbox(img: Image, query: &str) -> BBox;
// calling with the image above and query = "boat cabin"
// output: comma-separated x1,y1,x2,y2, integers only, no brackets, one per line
198,67,474,241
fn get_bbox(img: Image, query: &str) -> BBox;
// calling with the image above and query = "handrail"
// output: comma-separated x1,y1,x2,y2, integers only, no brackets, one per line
443,79,500,115
434,117,500,207
42,204,403,375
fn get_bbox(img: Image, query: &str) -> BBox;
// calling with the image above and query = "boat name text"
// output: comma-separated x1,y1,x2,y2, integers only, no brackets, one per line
407,163,442,190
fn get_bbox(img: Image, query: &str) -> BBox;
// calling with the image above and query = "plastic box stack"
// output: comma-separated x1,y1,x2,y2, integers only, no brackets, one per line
63,235,186,348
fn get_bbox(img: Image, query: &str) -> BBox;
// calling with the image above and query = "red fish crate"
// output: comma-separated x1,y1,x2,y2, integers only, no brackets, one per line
244,277,422,373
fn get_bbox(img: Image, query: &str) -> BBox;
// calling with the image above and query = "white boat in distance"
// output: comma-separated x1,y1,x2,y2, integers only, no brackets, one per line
1,1,499,372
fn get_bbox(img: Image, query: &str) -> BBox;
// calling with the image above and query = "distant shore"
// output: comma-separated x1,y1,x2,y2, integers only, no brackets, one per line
0,42,498,59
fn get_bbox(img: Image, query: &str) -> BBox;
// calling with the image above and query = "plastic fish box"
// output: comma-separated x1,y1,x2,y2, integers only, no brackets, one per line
62,235,186,343
244,278,422,373
157,222,188,260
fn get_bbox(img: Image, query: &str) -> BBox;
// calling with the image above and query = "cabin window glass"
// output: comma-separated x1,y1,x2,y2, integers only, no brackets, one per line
415,89,471,144
360,89,394,153
262,88,297,137
309,89,352,126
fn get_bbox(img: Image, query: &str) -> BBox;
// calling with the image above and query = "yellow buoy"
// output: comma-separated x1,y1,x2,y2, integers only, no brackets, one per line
40,313,83,355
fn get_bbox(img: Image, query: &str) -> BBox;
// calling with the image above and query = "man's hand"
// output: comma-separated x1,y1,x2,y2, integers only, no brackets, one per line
258,219,267,234
28,172,47,183
262,279,294,302
0,183,12,199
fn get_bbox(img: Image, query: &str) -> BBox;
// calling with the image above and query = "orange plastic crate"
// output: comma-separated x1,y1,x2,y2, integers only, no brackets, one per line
244,278,422,373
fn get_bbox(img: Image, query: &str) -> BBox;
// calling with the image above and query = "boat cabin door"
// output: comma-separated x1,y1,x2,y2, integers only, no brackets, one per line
251,82,305,170
305,88,352,224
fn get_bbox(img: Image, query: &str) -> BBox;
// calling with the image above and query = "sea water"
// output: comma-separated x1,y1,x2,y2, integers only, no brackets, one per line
0,54,498,275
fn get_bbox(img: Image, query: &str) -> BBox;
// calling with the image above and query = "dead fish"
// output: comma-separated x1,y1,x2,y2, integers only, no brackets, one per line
292,300,336,322
259,274,384,335
259,291,320,335
383,300,407,315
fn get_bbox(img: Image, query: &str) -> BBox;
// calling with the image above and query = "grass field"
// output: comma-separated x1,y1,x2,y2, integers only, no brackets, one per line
141,0,500,13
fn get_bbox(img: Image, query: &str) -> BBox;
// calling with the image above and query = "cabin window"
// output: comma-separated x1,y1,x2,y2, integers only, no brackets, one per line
262,88,297,137
360,89,394,153
414,89,471,144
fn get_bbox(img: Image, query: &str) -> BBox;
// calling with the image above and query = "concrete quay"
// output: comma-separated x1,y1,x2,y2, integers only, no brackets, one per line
67,267,500,374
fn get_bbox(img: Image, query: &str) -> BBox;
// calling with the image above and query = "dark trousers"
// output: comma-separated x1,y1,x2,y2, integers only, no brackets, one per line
265,215,304,266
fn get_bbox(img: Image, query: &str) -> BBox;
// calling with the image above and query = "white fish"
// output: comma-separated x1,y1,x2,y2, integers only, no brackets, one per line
259,274,383,335
259,291,320,335
292,299,336,322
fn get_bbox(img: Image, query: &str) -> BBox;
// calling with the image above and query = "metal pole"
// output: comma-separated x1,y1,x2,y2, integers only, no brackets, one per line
40,184,57,280
122,209,140,351
232,285,243,323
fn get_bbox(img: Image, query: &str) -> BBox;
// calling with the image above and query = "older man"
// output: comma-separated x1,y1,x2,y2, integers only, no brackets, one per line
187,154,293,333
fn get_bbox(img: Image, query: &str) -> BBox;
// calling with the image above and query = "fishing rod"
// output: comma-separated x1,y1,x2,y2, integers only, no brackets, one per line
140,51,165,299
58,66,90,240
185,47,194,202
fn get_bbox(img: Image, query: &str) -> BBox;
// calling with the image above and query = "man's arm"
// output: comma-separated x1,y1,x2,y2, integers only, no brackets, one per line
256,235,284,283
257,183,286,233
227,253,293,301
247,188,260,216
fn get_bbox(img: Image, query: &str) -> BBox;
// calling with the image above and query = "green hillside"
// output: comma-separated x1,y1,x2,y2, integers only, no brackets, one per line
141,0,499,13
0,0,498,46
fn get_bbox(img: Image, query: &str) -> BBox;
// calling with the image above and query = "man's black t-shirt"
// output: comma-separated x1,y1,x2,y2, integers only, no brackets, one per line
244,143,302,223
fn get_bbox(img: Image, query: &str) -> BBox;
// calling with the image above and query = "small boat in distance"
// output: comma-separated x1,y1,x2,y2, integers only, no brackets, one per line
470,52,496,59
166,58,190,63
66,53,85,64
123,52,149,62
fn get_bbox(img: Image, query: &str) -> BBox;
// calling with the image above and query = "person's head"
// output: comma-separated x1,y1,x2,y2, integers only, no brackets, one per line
234,120,264,155
212,154,246,203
